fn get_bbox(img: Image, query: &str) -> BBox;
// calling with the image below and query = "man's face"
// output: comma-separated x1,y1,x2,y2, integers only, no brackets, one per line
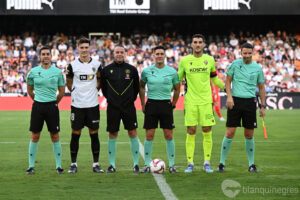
153,49,165,65
241,48,253,63
191,37,205,54
114,46,125,63
40,49,51,65
78,43,90,57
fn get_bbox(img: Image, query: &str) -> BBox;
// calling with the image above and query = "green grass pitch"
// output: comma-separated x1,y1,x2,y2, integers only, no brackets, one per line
0,110,299,200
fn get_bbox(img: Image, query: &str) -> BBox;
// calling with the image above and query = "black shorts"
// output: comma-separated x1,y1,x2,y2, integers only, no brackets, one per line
226,97,257,129
30,101,60,133
107,103,138,133
143,99,175,130
71,105,100,130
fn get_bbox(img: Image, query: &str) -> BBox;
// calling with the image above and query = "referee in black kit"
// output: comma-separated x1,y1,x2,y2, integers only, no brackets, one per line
101,45,140,173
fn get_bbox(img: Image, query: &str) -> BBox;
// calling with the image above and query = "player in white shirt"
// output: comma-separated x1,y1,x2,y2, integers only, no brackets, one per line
66,37,104,174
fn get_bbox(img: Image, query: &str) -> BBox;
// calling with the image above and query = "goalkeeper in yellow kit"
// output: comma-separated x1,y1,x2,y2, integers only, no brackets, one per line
178,34,225,173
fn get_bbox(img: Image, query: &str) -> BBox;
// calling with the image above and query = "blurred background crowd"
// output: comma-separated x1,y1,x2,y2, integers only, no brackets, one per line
1,30,300,95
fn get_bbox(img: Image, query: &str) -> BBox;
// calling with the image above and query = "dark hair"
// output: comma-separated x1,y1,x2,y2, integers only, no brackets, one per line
39,45,51,54
78,37,90,45
192,34,206,42
153,46,165,53
241,43,253,50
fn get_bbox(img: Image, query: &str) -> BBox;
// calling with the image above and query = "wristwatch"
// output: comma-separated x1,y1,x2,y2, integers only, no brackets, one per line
172,105,176,109
261,104,266,109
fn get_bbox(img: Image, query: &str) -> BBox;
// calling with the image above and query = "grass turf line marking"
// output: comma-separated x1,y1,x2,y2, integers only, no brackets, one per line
0,141,297,145
138,138,178,200
0,142,16,144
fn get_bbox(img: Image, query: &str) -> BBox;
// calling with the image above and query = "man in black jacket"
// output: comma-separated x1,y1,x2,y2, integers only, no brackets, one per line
101,45,140,173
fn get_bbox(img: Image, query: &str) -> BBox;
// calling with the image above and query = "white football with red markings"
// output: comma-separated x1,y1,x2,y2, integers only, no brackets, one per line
150,159,165,174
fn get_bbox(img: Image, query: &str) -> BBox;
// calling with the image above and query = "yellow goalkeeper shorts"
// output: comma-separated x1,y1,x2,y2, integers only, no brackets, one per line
184,103,216,127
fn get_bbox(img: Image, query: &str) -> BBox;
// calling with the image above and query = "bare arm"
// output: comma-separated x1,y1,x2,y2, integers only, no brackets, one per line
258,82,266,118
225,75,234,110
27,85,34,100
56,86,65,104
66,78,73,93
139,80,146,113
172,83,180,107
97,71,101,91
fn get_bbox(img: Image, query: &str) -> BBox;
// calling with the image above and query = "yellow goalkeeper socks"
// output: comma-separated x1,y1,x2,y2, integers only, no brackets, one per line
202,131,213,161
186,134,196,163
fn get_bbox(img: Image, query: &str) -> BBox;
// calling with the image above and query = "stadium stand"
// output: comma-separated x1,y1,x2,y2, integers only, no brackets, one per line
0,30,300,95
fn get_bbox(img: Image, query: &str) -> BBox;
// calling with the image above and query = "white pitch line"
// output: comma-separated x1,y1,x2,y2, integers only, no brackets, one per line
0,142,16,144
0,140,298,145
138,138,178,200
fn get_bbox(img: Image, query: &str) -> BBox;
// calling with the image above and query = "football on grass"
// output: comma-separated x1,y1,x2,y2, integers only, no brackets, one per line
150,159,165,174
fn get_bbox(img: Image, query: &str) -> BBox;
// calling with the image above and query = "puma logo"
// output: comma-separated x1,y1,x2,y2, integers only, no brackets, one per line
238,0,251,9
41,0,55,10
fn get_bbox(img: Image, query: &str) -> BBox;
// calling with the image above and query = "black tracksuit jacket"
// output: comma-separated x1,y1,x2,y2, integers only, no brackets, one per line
101,61,139,107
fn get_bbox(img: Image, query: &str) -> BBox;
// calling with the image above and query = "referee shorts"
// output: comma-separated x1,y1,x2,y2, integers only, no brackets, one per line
143,99,175,130
184,103,216,127
226,97,257,129
30,101,60,133
106,103,138,133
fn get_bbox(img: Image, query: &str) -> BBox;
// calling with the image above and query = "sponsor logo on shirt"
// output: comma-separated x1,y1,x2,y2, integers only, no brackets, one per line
189,67,208,73
79,74,95,81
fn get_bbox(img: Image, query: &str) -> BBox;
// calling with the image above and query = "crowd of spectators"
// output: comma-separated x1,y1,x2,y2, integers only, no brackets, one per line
1,30,300,95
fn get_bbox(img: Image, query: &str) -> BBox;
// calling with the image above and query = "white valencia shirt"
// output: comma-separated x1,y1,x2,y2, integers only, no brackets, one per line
66,58,101,108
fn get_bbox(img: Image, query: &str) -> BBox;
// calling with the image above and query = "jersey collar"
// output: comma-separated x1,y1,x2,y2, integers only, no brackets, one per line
79,58,92,64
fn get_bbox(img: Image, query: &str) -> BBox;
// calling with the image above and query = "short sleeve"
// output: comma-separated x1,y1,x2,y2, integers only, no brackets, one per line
26,70,34,86
226,63,234,77
257,68,265,83
66,64,74,78
141,69,147,83
172,72,180,86
58,72,65,86
178,59,185,82
97,65,102,73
